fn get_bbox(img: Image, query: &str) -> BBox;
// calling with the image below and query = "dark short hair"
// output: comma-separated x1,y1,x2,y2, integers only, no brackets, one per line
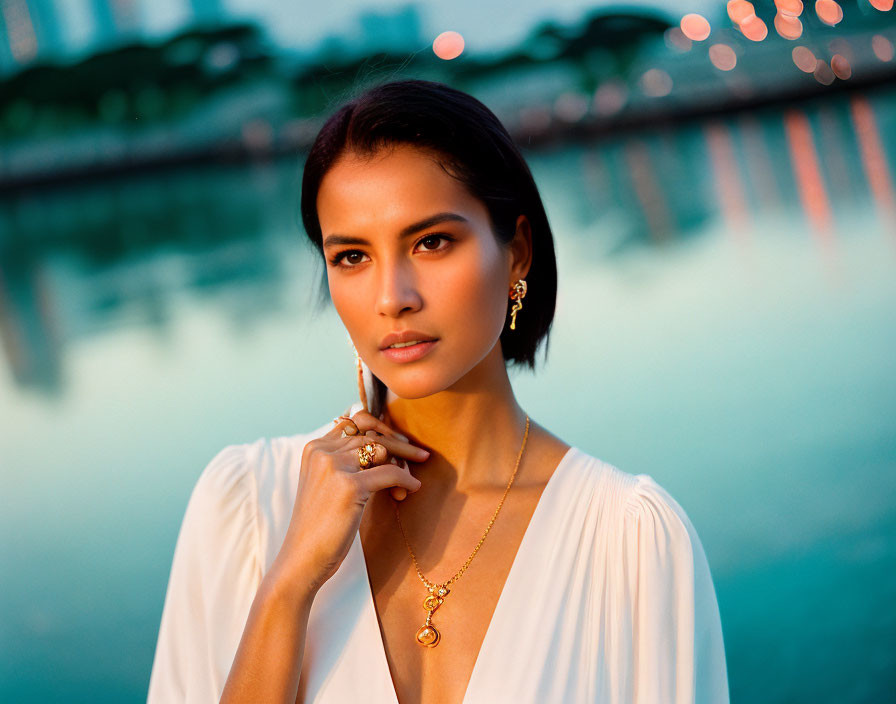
300,78,557,375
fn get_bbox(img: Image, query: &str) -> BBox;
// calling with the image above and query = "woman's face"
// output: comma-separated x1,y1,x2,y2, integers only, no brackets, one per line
316,143,529,399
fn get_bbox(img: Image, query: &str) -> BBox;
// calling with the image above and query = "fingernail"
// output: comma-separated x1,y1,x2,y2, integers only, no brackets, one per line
417,448,430,457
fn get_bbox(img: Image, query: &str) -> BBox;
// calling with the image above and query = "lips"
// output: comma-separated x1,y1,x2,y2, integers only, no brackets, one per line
380,339,439,363
379,329,439,351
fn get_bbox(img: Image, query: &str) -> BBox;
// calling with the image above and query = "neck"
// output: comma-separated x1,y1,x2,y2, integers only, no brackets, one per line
380,347,529,493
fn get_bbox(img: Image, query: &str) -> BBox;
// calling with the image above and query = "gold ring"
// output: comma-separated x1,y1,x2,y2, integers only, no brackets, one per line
357,442,378,470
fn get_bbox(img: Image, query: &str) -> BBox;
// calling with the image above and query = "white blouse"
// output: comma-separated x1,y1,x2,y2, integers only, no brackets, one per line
147,402,729,703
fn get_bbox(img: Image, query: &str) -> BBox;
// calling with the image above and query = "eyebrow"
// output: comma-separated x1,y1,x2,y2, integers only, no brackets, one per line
322,212,469,248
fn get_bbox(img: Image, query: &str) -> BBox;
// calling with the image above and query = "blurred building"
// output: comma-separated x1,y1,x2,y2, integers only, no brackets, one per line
0,0,142,72
0,0,42,71
0,0,228,75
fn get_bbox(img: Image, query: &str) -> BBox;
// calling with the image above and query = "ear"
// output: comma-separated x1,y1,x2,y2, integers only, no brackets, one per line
508,214,533,284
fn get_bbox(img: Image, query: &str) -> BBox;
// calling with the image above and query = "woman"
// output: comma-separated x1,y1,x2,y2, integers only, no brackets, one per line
147,79,728,704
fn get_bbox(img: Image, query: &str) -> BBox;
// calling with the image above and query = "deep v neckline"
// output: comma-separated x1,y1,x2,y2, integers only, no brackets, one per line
355,445,579,704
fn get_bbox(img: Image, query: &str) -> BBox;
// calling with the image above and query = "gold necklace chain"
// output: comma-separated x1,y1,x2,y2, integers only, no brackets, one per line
393,415,530,647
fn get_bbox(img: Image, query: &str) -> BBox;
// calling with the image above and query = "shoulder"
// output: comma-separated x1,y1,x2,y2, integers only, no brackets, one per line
177,440,267,561
187,442,260,520
579,447,695,529
572,459,729,700
586,461,729,700
572,452,718,605
566,448,701,553
559,447,643,516
592,462,714,597
624,472,695,527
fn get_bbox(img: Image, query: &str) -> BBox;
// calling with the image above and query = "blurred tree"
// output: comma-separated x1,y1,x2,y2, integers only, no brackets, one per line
0,22,274,137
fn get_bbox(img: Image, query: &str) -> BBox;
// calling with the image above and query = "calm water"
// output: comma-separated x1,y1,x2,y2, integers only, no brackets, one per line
1,90,895,703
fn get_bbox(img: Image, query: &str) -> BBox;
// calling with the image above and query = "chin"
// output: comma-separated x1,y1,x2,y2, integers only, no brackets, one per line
373,364,458,400
378,377,445,400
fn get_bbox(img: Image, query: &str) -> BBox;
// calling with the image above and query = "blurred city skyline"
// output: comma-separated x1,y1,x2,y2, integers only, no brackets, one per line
1,0,720,72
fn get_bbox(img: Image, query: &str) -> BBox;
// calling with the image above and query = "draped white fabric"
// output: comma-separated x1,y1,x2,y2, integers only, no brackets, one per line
148,402,729,703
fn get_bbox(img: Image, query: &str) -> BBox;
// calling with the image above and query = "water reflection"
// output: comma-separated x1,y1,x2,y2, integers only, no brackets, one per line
0,90,894,393
4,89,894,394
0,161,304,392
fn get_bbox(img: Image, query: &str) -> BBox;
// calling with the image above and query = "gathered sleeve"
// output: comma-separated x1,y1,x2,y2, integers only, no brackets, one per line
622,474,729,704
147,444,264,704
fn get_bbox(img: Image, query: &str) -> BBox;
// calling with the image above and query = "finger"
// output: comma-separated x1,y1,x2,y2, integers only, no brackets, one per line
390,487,409,501
326,416,362,439
325,410,404,442
349,409,408,439
390,458,417,501
356,462,422,495
387,457,408,501
325,418,396,443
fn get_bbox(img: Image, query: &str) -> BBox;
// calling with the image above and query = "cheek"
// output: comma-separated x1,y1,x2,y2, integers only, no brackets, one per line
433,249,507,334
328,276,364,335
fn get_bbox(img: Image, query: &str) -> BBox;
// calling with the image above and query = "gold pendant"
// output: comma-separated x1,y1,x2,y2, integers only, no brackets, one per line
415,585,449,647
415,623,440,647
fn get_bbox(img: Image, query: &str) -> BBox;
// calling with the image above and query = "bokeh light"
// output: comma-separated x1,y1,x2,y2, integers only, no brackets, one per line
868,0,894,10
831,53,852,79
681,13,711,41
727,1,756,24
813,59,835,84
554,92,589,122
3,0,38,63
592,80,628,115
517,104,551,132
774,13,803,39
664,26,693,52
792,45,818,72
828,37,854,62
432,30,464,60
739,15,769,41
709,43,738,70
775,0,804,14
815,0,844,26
872,34,895,61
241,119,273,151
639,67,673,96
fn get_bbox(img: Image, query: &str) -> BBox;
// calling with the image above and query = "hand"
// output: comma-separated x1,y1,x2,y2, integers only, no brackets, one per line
269,409,428,594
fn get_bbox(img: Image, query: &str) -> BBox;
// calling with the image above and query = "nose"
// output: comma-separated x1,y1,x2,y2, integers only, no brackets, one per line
374,256,423,318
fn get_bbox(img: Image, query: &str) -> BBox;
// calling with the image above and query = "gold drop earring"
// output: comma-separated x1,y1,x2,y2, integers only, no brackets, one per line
509,279,527,330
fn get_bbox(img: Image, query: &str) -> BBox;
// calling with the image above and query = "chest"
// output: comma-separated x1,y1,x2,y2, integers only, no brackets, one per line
358,487,546,704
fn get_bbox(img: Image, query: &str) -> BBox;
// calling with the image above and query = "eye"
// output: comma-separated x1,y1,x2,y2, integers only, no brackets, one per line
327,234,454,270
416,234,453,252
328,249,369,268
